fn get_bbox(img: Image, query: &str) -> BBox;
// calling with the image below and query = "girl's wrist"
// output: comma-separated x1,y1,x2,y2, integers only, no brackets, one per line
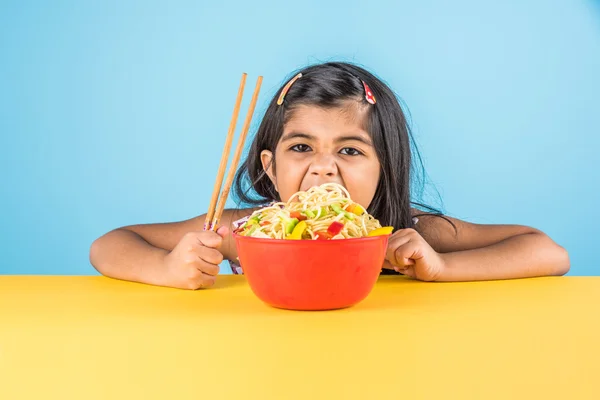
435,253,451,282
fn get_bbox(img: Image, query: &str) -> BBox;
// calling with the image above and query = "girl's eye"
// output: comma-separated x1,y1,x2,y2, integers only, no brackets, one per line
339,147,362,156
290,144,312,152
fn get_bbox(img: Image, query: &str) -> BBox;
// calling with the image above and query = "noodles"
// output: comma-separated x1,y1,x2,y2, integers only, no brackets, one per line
234,183,393,240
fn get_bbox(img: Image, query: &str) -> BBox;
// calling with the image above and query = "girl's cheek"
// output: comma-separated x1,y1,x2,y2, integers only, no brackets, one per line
274,164,304,201
348,169,379,207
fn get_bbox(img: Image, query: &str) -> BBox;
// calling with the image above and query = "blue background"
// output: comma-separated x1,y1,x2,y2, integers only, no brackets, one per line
1,0,598,275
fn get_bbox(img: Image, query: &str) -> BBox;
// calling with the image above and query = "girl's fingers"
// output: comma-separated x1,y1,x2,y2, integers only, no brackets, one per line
180,267,217,290
386,236,412,265
386,228,428,267
216,225,229,237
196,245,224,266
395,266,416,278
197,261,220,277
193,231,224,249
386,228,420,253
197,272,217,288
387,239,420,267
389,228,419,240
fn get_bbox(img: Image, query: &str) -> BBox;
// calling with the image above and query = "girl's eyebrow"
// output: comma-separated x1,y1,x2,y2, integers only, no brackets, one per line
281,132,373,146
281,132,315,142
336,135,373,146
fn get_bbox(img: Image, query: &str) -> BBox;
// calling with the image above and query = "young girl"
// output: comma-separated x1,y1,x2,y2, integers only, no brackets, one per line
90,62,569,290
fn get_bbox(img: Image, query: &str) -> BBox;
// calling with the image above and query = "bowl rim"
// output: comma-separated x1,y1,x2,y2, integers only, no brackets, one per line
232,231,391,245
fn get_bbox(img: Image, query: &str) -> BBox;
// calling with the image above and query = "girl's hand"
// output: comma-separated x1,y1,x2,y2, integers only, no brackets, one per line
384,228,446,281
161,226,229,290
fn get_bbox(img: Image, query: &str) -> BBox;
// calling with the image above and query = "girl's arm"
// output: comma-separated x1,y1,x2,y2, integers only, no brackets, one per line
89,208,251,287
395,213,570,281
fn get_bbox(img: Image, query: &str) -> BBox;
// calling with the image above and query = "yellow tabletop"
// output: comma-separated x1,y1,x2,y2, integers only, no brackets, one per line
1,275,599,400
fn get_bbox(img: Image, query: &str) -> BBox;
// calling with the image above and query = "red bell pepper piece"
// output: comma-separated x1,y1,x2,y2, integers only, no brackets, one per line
327,221,344,236
315,231,333,240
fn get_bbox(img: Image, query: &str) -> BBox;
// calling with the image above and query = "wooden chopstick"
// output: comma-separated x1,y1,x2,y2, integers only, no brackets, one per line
204,73,247,231
204,74,263,231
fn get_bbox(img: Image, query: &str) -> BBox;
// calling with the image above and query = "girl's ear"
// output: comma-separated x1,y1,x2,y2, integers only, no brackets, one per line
260,150,278,192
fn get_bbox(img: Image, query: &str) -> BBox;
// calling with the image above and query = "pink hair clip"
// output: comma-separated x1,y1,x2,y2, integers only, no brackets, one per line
277,73,303,105
362,81,376,105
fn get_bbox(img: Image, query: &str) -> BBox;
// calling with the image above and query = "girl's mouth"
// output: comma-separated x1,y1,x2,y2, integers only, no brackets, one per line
301,181,345,192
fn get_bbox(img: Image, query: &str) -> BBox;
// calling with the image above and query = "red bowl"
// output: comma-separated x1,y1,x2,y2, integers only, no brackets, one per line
233,233,390,310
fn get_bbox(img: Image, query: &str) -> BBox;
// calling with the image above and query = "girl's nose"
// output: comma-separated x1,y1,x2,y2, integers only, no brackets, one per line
308,154,338,177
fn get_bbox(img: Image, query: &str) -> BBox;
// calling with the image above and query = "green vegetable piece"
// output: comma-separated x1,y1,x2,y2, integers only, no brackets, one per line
303,209,316,219
331,203,344,214
284,217,299,234
343,211,355,220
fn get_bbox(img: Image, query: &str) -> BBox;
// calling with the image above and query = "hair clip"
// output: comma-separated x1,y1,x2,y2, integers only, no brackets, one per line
277,73,303,105
362,81,376,105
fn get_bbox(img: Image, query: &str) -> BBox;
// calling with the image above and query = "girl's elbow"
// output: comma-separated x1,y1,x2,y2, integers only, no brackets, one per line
534,232,570,276
552,244,570,276
89,238,109,276
533,232,570,276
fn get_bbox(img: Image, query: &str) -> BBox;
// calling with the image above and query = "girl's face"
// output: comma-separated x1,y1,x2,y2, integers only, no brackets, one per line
260,104,381,208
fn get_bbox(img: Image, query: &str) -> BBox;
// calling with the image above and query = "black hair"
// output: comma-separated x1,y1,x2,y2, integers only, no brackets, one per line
233,61,450,230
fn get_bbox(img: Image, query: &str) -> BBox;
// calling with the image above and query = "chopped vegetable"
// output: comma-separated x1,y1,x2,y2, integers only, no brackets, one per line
342,211,355,220
287,221,307,240
346,203,365,215
315,231,333,240
290,211,308,221
367,226,394,236
330,203,343,214
327,221,344,236
246,217,259,226
283,217,299,235
302,209,316,219
314,206,328,218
